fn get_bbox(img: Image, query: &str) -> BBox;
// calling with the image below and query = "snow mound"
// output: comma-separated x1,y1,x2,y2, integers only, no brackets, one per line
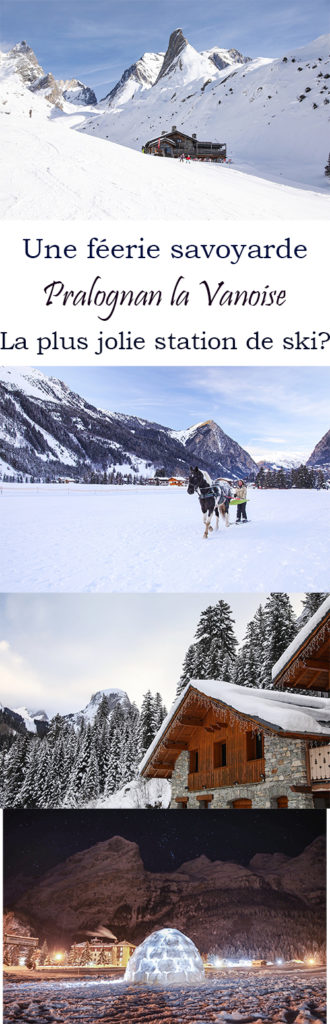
124,928,205,986
95,777,171,809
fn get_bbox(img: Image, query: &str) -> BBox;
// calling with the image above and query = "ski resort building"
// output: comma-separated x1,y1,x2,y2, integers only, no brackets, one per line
140,676,330,810
144,126,226,161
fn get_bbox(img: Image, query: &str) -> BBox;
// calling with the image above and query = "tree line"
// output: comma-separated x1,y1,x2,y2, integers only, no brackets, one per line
255,466,326,489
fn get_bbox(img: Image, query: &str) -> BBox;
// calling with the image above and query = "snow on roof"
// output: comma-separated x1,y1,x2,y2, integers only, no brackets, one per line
139,677,330,772
272,596,330,682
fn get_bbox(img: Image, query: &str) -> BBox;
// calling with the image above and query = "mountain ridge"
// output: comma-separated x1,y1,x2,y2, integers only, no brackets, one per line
10,835,325,953
0,367,258,481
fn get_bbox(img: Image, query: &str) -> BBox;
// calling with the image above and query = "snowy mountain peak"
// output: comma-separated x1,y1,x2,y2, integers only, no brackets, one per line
60,79,97,106
8,40,45,86
156,28,188,81
102,51,164,107
5,42,96,107
65,688,130,728
10,41,35,57
203,45,251,72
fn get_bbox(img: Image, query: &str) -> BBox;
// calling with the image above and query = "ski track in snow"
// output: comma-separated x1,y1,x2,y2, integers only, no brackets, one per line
0,485,329,593
2,971,326,1024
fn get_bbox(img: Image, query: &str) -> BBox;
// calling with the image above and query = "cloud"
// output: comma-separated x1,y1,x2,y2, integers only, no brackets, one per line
0,641,45,707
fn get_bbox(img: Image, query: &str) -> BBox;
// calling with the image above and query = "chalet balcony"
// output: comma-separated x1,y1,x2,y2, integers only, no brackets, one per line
309,743,330,782
188,758,265,792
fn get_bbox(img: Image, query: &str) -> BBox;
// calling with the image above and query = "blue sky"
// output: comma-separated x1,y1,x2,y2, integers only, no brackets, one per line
0,593,305,715
1,1,329,97
39,366,330,462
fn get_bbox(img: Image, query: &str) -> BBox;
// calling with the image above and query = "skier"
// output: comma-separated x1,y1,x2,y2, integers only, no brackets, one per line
234,480,248,523
29,108,32,118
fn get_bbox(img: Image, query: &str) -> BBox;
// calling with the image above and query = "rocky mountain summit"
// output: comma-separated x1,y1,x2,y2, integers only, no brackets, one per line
6,41,97,107
307,429,330,474
12,835,325,953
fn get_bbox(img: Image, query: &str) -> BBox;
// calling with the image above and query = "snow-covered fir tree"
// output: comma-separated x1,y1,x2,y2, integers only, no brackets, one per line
140,691,156,754
296,592,329,629
260,593,297,687
177,600,238,695
231,604,267,689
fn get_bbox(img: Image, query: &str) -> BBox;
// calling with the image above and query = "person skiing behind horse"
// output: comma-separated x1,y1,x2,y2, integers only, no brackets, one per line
234,480,248,523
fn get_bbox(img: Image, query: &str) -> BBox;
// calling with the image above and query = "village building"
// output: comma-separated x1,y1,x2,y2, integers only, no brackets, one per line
144,126,226,161
69,938,136,969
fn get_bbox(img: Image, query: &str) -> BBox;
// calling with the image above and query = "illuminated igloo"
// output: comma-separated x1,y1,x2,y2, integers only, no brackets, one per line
124,927,205,986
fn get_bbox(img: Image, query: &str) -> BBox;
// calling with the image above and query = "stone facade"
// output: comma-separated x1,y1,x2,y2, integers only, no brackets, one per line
170,736,314,809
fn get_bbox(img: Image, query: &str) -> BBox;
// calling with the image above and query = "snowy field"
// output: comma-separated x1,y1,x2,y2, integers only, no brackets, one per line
0,98,329,220
0,485,329,593
3,969,326,1023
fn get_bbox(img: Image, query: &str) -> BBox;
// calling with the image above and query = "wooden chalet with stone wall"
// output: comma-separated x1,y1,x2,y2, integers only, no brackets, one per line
272,596,330,807
144,126,226,161
140,676,330,810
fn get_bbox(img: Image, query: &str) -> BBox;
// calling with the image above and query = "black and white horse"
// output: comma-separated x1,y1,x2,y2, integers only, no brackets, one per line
187,466,231,538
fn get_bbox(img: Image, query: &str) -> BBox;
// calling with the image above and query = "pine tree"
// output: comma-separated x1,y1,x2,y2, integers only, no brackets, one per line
176,600,237,695
140,691,155,753
177,644,198,695
64,725,97,807
152,693,167,734
237,605,267,688
16,740,41,807
298,593,329,627
39,940,49,966
260,593,296,688
205,601,238,679
4,736,30,805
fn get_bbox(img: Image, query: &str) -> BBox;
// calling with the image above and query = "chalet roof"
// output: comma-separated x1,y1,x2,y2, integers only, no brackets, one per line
145,135,177,147
272,596,330,689
145,129,224,147
140,678,330,775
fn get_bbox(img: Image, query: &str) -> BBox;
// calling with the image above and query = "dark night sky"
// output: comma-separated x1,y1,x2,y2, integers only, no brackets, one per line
3,809,325,903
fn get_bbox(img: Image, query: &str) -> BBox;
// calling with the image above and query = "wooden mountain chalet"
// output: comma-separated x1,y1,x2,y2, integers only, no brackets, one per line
144,126,226,161
272,597,330,806
272,597,330,693
140,611,330,810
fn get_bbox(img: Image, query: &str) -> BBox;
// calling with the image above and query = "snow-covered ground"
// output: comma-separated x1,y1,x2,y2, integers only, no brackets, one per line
0,54,329,219
0,484,329,592
3,969,326,1023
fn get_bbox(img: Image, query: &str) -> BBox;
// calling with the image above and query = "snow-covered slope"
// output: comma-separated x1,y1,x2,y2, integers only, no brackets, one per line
0,38,329,218
79,31,330,189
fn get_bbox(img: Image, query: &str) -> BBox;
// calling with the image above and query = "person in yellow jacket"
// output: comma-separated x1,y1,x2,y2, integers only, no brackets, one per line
234,480,248,523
